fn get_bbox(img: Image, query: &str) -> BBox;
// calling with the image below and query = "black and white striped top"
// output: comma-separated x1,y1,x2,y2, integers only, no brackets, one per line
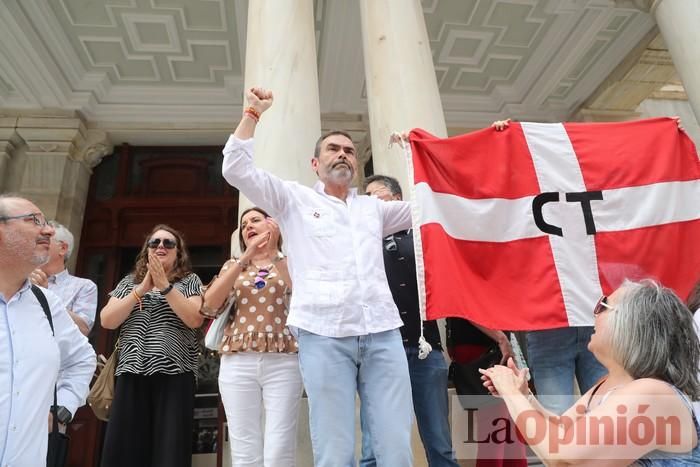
110,273,202,377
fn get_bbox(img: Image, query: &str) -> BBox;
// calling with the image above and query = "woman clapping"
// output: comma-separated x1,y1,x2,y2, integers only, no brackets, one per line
100,224,203,467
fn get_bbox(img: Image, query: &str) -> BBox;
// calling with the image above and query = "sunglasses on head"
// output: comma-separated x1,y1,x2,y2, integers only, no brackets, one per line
593,296,615,315
147,238,177,249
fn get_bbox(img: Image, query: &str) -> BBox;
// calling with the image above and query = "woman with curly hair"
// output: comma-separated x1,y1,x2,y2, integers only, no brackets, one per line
100,224,203,467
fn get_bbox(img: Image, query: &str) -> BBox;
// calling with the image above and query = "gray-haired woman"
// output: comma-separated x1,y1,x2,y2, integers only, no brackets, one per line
481,280,700,466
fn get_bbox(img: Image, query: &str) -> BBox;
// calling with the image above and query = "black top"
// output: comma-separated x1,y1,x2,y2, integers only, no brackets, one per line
445,317,495,349
111,273,203,377
383,230,442,349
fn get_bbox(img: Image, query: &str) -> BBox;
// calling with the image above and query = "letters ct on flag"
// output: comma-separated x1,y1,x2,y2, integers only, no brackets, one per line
408,118,700,330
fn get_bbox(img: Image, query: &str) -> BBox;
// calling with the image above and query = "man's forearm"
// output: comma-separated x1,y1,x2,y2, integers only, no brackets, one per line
67,310,90,336
234,112,258,140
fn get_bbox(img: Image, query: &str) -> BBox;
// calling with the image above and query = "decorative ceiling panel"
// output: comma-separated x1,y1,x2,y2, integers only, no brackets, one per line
418,0,655,123
0,0,659,135
49,0,240,86
424,1,555,96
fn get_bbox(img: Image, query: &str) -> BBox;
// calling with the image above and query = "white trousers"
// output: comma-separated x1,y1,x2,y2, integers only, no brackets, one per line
219,352,303,467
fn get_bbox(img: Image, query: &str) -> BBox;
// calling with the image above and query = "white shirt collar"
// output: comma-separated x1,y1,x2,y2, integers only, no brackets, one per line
51,269,69,285
312,180,358,201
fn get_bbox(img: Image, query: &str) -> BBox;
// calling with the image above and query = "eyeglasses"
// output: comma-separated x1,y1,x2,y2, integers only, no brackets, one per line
0,212,48,227
593,296,615,315
254,268,270,289
147,238,177,249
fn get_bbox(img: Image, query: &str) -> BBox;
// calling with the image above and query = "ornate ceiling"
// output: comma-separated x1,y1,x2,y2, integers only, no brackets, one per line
0,0,657,142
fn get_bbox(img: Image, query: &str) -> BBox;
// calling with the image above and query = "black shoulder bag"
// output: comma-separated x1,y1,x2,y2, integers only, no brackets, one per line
31,285,70,467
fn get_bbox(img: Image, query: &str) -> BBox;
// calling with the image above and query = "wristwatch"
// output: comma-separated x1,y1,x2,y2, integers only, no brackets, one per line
55,405,73,424
160,283,174,295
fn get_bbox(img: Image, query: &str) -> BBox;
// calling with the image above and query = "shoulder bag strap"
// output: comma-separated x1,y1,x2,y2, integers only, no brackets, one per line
30,285,60,434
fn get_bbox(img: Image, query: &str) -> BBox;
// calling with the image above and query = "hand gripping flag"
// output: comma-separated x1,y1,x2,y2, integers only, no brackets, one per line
408,118,700,330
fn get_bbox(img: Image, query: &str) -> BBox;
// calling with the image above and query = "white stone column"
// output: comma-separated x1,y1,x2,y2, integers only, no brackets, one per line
359,0,447,197
15,115,112,270
0,117,21,192
622,0,700,120
232,0,322,255
243,0,321,189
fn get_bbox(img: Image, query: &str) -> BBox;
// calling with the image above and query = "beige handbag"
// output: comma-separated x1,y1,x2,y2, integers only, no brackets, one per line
87,341,118,421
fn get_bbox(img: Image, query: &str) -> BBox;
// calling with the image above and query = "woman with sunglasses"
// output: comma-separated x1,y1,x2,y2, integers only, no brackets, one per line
480,279,700,466
100,224,203,467
201,207,301,467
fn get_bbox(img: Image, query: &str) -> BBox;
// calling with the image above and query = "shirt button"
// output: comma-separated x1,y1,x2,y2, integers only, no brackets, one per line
398,257,405,261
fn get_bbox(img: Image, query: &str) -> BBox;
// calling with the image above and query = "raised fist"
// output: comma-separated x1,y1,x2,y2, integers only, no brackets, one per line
246,87,274,114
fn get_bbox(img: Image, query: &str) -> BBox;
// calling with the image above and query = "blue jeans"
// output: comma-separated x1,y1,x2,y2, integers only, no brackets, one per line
297,328,413,467
360,347,458,467
526,326,607,414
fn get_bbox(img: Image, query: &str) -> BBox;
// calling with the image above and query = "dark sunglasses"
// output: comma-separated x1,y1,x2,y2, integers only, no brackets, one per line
593,296,614,315
147,238,177,249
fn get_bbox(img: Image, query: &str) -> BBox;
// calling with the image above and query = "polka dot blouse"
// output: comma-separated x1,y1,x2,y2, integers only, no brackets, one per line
213,261,298,354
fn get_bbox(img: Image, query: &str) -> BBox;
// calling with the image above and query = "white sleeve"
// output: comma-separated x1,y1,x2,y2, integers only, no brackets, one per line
70,279,98,331
380,199,412,237
47,291,97,415
222,135,294,218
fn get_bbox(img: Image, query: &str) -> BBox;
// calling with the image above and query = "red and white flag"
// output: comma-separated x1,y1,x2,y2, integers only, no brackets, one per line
408,118,700,330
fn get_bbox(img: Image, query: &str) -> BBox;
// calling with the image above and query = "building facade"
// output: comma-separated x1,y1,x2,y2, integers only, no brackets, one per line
1,1,699,465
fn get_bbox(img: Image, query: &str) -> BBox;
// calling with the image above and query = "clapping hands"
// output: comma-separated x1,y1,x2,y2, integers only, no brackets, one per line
479,357,530,398
147,253,170,290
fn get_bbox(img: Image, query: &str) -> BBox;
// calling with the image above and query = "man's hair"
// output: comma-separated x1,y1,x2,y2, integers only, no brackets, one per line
363,174,403,199
610,279,700,398
0,193,25,218
314,130,354,158
50,221,75,263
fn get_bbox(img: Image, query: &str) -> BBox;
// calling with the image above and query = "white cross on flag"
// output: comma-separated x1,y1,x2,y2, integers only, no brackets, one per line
408,118,700,330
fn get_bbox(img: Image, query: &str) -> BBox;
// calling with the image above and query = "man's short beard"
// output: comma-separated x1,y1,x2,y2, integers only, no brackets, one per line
328,166,354,185
31,253,49,267
3,228,49,267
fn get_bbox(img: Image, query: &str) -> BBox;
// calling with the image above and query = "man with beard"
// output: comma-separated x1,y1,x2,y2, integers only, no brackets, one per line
222,88,414,466
0,194,96,466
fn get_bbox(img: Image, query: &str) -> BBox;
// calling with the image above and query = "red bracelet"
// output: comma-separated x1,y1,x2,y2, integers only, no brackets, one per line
244,107,260,122
131,289,143,311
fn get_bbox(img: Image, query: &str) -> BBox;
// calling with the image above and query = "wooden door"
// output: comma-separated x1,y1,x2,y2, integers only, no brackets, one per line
71,143,238,466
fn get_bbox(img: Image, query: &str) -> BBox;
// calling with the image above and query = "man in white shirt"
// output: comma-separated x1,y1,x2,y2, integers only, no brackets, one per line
222,88,414,466
0,194,96,466
29,221,98,336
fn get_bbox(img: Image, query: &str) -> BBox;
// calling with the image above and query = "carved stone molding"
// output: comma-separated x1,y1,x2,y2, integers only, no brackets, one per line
0,116,21,161
15,114,86,159
71,130,113,170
